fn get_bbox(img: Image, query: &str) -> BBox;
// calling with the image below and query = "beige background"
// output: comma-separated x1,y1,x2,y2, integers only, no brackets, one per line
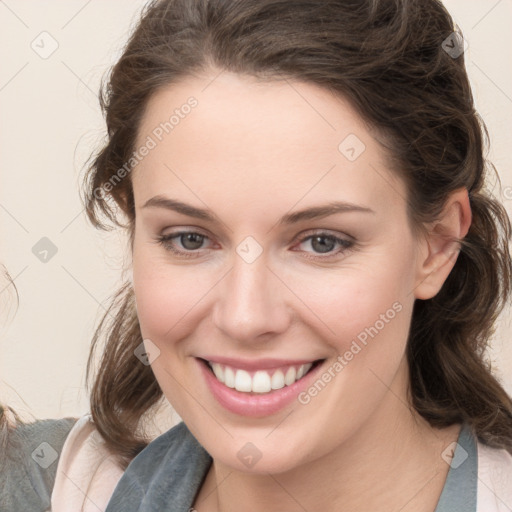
0,0,511,421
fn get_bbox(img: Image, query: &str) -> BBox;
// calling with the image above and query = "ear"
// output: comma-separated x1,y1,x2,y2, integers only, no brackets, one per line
414,188,472,300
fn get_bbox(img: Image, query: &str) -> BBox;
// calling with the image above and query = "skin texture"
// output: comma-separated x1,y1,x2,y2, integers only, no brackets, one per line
130,70,471,512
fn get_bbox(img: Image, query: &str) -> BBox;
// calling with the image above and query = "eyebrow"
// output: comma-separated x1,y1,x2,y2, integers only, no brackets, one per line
142,195,375,225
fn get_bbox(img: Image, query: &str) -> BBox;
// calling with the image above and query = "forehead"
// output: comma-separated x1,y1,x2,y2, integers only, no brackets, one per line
132,71,406,216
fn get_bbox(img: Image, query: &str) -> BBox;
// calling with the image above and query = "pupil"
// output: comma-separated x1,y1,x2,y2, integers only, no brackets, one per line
312,235,334,254
182,233,203,250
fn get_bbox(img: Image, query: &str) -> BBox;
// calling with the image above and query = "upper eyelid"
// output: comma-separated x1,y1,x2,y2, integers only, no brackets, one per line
159,227,351,241
156,230,355,263
160,228,353,250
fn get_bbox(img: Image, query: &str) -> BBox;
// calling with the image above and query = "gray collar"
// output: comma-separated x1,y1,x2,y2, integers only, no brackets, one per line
434,422,478,511
105,421,478,511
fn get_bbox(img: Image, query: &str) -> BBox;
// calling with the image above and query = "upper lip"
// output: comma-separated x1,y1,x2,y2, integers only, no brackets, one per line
198,356,322,371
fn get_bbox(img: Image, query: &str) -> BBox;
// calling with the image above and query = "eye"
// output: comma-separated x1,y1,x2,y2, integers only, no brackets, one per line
155,229,354,260
156,230,213,258
292,231,354,260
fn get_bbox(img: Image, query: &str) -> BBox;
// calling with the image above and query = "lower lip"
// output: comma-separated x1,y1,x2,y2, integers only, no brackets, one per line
198,359,324,417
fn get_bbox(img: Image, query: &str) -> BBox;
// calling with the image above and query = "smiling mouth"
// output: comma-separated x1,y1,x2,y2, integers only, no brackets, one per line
200,358,324,394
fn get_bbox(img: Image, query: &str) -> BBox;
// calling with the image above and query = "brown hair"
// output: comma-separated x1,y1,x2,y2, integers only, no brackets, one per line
83,0,512,467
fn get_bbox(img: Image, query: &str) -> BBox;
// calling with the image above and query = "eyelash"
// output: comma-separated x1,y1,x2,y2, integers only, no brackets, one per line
154,229,355,261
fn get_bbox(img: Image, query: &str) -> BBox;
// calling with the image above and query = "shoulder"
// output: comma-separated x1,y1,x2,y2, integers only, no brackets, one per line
51,414,126,512
0,415,77,512
477,439,512,511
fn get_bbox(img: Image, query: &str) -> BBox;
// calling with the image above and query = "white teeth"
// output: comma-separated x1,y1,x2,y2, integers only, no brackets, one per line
224,366,236,388
252,371,272,393
211,363,224,383
271,370,285,390
234,370,252,392
301,363,313,378
284,367,296,386
209,361,315,394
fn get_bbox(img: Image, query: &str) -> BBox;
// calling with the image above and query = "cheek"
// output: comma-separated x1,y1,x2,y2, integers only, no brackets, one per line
132,242,216,347
286,261,415,441
285,247,416,353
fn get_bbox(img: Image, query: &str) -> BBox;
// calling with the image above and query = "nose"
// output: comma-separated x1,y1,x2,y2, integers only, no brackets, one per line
212,251,291,344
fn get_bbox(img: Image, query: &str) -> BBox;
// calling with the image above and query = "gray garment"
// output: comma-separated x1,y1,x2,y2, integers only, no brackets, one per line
435,422,478,511
105,422,211,512
105,422,478,512
0,417,77,512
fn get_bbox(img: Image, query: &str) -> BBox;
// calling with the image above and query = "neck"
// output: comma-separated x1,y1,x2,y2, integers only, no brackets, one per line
195,361,461,512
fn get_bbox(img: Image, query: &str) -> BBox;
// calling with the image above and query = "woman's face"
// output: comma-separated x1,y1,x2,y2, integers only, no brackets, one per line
131,70,426,473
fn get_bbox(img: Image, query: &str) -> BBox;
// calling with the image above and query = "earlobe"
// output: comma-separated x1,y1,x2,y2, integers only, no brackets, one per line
413,188,472,300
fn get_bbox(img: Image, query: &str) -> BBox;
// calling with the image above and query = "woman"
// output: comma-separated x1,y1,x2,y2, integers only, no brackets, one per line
52,0,512,510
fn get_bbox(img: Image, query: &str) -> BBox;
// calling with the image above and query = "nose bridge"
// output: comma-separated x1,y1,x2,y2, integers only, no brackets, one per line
212,246,289,341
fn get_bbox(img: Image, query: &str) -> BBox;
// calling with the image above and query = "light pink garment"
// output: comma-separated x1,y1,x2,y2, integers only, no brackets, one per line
477,441,512,511
51,415,125,512
52,415,512,511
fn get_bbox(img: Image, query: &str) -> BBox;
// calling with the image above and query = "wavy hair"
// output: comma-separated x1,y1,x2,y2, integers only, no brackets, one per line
82,0,512,467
